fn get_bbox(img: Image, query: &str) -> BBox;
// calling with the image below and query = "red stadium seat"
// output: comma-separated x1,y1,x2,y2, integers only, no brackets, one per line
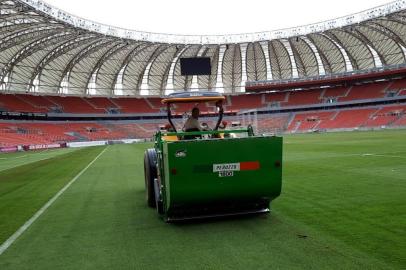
286,89,322,106
85,97,118,111
287,111,337,132
109,98,159,113
322,87,350,99
46,96,105,114
0,94,46,113
317,108,378,129
339,82,389,101
225,94,264,111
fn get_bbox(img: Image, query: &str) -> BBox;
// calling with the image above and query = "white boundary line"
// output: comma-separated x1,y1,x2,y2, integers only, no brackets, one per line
0,157,54,172
362,153,405,159
0,149,60,161
0,149,79,172
0,146,108,256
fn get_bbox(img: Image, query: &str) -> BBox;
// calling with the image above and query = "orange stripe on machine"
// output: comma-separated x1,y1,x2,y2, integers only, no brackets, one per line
240,161,260,170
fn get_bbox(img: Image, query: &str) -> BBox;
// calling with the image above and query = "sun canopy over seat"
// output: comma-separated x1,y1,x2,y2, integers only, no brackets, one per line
161,92,225,104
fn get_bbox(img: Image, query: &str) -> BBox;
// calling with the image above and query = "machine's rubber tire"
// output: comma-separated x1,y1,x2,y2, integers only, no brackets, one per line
144,148,157,208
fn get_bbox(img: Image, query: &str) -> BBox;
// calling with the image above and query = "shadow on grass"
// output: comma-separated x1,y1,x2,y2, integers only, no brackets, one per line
168,211,271,226
129,187,281,228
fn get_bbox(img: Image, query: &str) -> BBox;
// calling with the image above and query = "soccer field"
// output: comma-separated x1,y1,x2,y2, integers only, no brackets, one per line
0,130,405,269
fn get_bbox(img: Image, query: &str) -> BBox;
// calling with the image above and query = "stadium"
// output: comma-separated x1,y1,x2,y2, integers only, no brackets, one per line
0,0,405,268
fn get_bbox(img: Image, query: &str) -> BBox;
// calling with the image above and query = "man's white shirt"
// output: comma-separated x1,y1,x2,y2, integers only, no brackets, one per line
184,117,202,130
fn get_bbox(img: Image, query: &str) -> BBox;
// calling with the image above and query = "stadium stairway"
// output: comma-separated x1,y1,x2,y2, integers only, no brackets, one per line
0,94,45,113
225,94,264,111
398,90,406,96
15,95,50,112
286,89,322,106
65,132,87,141
82,98,109,113
392,113,406,126
321,86,351,101
110,98,158,114
101,122,133,138
388,78,406,92
339,82,389,102
256,114,290,134
144,98,163,111
364,105,406,127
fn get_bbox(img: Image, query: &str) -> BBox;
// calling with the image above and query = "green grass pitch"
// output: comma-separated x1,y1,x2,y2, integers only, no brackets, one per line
0,130,405,269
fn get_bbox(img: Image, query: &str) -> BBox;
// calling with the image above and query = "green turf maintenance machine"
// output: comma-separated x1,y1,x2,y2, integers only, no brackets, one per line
144,92,282,222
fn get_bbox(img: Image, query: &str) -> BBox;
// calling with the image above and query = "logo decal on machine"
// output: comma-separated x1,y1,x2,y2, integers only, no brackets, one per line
213,161,260,177
175,150,187,158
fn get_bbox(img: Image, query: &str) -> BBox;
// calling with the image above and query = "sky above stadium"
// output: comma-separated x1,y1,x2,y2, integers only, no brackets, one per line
45,0,393,35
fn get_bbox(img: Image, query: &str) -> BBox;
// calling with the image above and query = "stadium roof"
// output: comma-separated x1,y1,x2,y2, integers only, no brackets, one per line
0,0,406,96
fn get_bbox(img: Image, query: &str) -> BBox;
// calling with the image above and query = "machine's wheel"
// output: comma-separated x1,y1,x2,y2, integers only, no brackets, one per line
144,148,157,207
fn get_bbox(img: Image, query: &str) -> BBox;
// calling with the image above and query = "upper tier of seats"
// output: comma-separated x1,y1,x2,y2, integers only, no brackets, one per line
1,78,405,114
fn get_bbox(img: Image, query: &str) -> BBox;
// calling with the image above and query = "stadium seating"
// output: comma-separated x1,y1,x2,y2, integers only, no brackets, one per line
1,101,406,146
321,87,349,100
317,108,378,129
226,94,263,111
106,123,151,138
287,111,337,132
1,78,405,115
286,89,322,106
145,97,165,112
85,97,118,111
0,122,134,147
388,78,406,91
1,77,406,147
392,114,406,126
339,82,389,101
0,122,73,147
363,105,406,127
46,96,105,114
110,98,158,113
0,94,46,113
16,94,56,112
256,114,290,134
263,92,288,106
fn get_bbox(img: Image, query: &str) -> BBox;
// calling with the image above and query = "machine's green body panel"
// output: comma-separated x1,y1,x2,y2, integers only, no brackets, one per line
145,92,283,220
160,136,282,217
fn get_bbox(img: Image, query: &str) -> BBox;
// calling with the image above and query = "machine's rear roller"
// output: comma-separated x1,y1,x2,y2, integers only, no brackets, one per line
166,198,271,222
154,178,164,215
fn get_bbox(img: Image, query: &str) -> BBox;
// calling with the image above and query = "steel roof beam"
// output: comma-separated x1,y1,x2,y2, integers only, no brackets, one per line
83,41,126,94
57,38,114,93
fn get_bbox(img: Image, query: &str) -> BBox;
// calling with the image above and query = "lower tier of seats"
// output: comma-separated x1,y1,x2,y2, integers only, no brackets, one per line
1,103,406,147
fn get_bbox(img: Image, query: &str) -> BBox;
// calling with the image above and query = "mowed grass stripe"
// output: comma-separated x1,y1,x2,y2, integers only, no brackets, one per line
0,142,395,270
0,146,108,256
276,130,406,268
0,146,105,245
0,148,80,172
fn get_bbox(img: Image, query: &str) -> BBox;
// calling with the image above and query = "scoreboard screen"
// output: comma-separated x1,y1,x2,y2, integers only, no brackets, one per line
180,57,211,76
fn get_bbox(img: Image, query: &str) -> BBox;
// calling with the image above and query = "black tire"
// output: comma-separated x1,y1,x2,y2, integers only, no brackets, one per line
144,148,157,207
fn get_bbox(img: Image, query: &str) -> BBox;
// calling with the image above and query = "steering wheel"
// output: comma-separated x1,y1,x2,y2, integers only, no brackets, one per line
201,122,211,131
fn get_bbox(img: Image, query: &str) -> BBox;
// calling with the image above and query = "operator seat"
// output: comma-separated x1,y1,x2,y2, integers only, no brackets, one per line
183,128,202,140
